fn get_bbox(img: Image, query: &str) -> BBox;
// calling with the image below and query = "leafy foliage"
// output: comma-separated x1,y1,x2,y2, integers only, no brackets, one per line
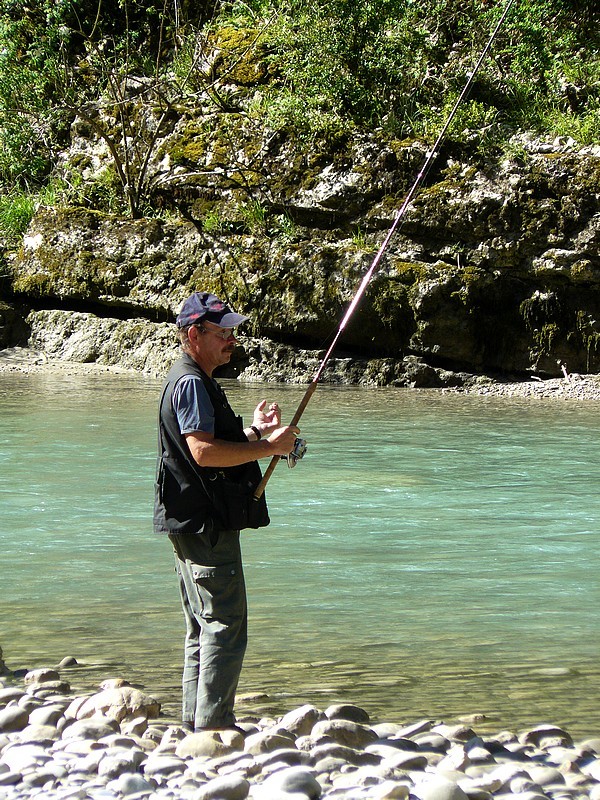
251,0,599,144
0,0,597,226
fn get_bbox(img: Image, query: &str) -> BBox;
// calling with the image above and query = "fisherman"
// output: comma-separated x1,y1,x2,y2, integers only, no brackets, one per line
154,291,300,732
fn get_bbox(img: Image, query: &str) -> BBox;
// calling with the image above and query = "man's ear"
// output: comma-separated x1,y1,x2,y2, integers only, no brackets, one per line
188,325,202,344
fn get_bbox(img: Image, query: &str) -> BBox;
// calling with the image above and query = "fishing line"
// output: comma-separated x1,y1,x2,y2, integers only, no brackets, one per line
254,0,518,499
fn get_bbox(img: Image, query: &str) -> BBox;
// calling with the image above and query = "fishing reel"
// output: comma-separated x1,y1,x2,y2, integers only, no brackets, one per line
282,437,307,468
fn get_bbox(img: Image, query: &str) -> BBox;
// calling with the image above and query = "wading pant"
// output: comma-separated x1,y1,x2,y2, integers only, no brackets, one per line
169,530,247,730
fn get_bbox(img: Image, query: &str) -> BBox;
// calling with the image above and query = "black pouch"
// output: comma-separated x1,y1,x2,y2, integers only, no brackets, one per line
204,462,270,531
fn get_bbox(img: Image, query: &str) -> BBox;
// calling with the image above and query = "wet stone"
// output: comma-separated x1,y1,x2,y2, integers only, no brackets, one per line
23,669,60,686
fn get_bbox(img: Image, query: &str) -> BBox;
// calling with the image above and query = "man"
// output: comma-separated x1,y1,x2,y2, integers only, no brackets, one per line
154,291,299,732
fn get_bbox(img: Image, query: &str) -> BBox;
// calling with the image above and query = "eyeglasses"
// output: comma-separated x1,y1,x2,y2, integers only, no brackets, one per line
195,323,236,340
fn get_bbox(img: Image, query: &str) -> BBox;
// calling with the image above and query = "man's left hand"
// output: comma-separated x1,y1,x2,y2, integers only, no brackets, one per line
252,400,282,437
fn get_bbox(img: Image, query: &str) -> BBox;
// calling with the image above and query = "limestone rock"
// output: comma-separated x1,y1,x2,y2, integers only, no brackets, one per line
310,719,378,749
277,704,323,737
68,686,160,721
176,730,244,758
244,730,298,755
23,669,60,686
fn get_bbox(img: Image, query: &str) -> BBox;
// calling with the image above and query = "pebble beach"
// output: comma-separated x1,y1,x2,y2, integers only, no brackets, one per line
1,662,600,800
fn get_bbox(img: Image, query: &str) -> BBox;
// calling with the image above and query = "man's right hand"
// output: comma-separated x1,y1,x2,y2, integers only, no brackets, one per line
267,425,300,456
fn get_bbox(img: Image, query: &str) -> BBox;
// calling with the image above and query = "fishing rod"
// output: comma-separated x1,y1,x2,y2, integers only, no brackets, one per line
254,0,517,500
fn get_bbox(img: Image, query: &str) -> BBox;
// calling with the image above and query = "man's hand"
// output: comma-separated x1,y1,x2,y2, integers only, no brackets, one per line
252,400,282,437
267,425,300,456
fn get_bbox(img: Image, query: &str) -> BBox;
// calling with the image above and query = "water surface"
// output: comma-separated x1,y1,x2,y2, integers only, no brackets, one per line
1,370,598,737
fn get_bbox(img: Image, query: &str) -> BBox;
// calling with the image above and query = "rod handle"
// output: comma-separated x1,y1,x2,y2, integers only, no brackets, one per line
253,381,318,499
254,454,280,499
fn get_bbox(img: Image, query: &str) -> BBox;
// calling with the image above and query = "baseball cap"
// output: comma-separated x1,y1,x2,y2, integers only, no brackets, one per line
176,292,249,329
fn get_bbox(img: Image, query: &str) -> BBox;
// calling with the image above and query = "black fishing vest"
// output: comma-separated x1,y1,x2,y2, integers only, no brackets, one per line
153,354,269,534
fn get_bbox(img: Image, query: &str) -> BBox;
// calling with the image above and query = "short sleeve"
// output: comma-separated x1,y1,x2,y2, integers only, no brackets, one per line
172,375,215,434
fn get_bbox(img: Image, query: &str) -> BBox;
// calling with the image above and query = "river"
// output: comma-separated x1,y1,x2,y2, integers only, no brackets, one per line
1,369,598,738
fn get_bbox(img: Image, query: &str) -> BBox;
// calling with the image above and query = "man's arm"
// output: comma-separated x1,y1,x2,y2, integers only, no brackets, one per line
185,427,299,468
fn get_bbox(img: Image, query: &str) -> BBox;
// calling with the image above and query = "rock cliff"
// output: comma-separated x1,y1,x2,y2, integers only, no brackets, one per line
3,82,600,385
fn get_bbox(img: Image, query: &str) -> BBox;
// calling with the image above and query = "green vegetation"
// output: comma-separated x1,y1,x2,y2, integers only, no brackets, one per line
0,0,597,231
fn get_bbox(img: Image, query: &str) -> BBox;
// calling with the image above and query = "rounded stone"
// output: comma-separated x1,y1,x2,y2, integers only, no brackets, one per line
262,766,322,799
15,723,61,743
244,731,298,755
0,771,21,786
98,748,146,778
310,742,380,767
527,766,565,786
368,779,410,800
590,784,600,800
381,749,429,770
0,743,52,772
324,703,370,724
26,679,71,696
22,769,57,787
74,686,160,721
277,704,322,737
143,754,187,777
414,776,470,800
510,793,550,800
23,668,60,685
413,733,451,751
582,758,600,781
0,705,29,733
62,718,119,740
28,704,65,726
56,656,79,668
193,774,250,800
255,748,310,768
519,725,573,749
0,688,26,705
108,771,155,796
17,695,44,713
311,719,377,749
176,730,242,758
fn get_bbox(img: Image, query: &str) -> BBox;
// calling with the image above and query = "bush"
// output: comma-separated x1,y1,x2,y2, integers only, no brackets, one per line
220,0,599,148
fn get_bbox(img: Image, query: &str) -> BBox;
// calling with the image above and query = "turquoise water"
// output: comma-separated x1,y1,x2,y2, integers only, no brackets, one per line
1,370,599,738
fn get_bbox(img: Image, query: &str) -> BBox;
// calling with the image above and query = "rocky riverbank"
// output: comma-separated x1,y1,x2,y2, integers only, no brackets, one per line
1,663,599,800
3,343,600,403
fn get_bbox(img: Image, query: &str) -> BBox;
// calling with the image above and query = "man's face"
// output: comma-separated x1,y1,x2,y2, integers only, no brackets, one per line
188,321,238,371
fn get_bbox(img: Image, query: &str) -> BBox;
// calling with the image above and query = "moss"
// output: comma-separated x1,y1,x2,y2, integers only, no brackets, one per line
169,119,212,166
389,260,431,285
576,310,600,371
209,27,269,87
534,321,560,353
519,290,570,367
12,271,53,296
